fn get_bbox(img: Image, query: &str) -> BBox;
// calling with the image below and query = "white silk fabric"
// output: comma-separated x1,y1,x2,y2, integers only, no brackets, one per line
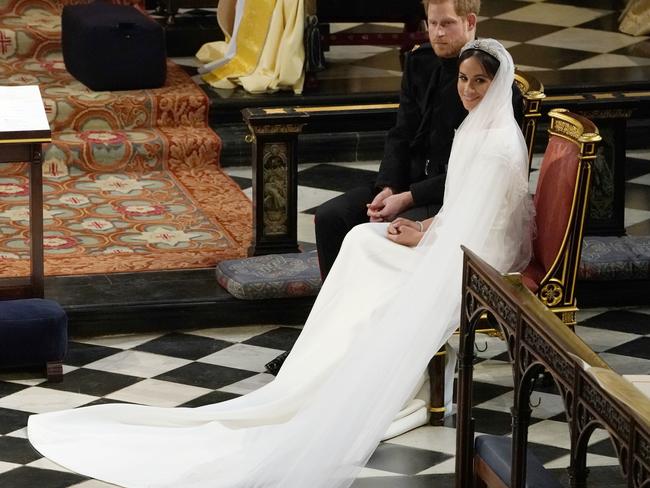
28,40,533,488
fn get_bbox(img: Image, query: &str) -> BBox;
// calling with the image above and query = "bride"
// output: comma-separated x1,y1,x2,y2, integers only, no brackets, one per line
28,39,533,488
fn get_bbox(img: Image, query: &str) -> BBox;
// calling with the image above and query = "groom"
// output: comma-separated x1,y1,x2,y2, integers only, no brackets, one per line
315,0,494,277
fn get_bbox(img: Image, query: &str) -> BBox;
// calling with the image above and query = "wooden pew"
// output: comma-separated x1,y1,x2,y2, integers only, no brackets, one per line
455,246,650,487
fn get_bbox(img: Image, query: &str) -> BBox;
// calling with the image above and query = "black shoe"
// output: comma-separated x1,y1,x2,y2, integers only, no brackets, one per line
265,351,289,376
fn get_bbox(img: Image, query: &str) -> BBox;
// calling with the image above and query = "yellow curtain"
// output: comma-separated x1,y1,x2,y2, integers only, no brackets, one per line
197,0,305,94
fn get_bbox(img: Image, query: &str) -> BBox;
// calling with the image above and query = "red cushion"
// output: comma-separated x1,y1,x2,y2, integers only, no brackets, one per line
531,136,580,284
521,259,544,293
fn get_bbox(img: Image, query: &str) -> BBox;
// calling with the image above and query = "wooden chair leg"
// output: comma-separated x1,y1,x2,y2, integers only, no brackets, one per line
474,456,509,488
474,456,489,488
428,347,446,425
46,360,63,382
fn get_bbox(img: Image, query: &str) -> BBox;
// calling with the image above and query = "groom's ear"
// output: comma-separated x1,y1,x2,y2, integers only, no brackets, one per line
466,13,477,32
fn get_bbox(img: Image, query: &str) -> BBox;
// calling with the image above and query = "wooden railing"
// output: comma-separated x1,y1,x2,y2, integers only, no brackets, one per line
455,246,650,487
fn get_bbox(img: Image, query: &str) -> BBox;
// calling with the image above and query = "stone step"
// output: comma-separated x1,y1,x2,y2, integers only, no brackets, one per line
44,126,221,174
2,60,207,131
0,0,142,16
0,126,221,177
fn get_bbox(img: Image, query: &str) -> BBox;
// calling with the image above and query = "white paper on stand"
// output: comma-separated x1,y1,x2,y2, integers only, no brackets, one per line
0,85,50,134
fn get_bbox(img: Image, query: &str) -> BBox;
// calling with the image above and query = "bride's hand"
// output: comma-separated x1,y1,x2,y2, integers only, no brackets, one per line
387,218,418,235
386,219,423,247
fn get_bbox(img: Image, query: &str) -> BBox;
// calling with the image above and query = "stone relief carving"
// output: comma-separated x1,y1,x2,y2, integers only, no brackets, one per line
262,142,288,235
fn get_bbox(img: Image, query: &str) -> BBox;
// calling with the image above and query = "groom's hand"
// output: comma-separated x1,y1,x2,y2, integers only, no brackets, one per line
367,187,394,222
368,191,414,222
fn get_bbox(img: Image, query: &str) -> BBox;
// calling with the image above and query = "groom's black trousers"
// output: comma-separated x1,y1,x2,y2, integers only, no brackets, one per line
314,182,441,279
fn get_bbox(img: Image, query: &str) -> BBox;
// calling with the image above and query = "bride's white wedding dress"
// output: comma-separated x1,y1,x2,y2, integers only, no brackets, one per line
28,40,533,488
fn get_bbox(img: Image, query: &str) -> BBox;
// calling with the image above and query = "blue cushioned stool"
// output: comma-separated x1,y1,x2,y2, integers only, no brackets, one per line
474,435,562,488
62,2,166,91
216,251,322,300
0,299,68,382
579,235,650,281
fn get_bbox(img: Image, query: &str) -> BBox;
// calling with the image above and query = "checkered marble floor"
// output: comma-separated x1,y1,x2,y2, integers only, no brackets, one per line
0,151,648,486
0,309,648,487
223,147,650,247
324,0,650,77
1,2,648,485
176,0,650,91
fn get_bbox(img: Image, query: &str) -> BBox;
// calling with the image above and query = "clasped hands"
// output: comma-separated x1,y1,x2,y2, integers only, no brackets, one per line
367,187,413,222
366,187,428,247
386,218,424,247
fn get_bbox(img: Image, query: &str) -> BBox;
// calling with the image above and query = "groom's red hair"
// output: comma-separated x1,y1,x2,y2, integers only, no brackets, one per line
423,0,481,16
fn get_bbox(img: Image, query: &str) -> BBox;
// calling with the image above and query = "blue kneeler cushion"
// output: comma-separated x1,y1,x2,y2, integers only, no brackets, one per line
579,235,650,281
216,251,322,300
0,299,68,382
475,434,562,488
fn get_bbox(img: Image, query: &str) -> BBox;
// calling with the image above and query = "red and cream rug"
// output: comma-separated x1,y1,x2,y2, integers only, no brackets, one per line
0,0,251,277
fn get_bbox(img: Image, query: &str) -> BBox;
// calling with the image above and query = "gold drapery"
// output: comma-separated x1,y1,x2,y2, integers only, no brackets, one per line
197,0,305,94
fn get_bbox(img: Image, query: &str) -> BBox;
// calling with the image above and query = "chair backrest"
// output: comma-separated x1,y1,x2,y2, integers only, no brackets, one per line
534,136,581,274
522,109,601,327
514,69,545,170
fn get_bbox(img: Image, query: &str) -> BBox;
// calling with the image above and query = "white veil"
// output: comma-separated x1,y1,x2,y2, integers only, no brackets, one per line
250,38,534,487
28,40,534,488
428,38,534,273
252,39,535,487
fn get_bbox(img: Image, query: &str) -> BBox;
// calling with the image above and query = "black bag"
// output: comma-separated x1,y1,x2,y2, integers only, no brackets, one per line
62,2,167,91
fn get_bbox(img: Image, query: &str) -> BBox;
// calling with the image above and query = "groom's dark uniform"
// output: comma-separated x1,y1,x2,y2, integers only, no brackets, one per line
376,47,464,216
315,43,522,277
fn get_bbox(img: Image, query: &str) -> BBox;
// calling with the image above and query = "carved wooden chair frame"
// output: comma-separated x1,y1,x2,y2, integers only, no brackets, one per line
428,109,601,425
455,246,650,488
532,109,601,328
514,69,545,171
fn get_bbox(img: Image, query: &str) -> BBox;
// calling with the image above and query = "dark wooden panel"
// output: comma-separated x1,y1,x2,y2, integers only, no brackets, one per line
316,0,425,23
0,143,32,163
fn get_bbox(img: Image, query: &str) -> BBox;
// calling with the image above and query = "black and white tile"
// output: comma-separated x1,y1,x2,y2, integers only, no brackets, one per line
0,1,648,486
168,1,648,99
0,308,648,487
221,145,650,247
178,0,650,90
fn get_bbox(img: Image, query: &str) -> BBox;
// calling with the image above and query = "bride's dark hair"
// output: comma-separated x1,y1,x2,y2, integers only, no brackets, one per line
458,48,500,79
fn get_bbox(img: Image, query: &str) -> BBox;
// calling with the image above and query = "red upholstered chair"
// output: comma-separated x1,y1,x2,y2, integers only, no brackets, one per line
521,109,601,328
428,109,601,425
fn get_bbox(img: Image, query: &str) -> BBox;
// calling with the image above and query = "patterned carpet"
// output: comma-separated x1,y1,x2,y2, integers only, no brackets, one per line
0,0,251,277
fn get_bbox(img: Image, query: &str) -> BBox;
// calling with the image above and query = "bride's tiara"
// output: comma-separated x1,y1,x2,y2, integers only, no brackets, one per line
460,39,500,59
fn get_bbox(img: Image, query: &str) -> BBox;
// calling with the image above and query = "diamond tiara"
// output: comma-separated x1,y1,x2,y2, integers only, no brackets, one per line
460,39,500,59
